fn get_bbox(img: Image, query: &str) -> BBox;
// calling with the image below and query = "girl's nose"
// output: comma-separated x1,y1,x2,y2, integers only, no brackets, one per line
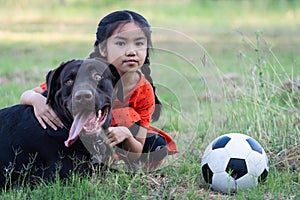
125,49,137,56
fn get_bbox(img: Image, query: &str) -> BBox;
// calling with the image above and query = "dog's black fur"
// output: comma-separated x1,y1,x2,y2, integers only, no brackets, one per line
0,58,121,188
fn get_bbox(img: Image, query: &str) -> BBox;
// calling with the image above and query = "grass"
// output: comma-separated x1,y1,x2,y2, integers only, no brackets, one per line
0,0,299,199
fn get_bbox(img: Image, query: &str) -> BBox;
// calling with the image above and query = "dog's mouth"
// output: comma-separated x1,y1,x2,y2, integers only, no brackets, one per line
64,105,109,147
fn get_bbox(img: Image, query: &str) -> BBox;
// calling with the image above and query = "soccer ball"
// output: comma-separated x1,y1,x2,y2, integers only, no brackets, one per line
201,133,269,193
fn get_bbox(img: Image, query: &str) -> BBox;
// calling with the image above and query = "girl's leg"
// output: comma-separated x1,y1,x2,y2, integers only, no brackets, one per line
140,133,168,164
127,122,168,164
117,121,168,170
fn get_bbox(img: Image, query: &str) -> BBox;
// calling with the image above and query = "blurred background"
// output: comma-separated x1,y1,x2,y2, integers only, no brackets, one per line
0,0,299,73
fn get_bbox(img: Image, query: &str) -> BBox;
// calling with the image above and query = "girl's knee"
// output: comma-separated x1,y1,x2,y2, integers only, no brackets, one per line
140,133,168,163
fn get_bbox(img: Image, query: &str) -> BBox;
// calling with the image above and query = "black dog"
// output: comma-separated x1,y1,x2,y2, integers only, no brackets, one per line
0,58,122,188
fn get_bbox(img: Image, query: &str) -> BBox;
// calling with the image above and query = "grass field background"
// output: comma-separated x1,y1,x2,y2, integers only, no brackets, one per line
0,0,299,199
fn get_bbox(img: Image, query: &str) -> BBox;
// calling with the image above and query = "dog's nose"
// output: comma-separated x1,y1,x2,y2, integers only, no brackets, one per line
74,90,93,103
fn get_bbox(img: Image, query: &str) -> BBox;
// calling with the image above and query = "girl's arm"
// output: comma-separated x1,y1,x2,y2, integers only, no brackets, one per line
106,126,146,161
20,87,64,130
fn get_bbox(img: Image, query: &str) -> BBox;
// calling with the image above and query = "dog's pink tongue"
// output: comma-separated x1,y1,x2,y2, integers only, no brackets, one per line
64,112,90,147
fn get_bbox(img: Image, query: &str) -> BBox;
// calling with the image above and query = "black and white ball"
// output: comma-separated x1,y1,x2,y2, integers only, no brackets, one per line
201,133,269,193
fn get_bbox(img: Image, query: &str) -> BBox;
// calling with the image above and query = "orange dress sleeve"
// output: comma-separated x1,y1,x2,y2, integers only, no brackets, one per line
39,81,47,91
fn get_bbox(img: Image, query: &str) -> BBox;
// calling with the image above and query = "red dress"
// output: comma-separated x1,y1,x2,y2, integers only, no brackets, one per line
111,72,178,155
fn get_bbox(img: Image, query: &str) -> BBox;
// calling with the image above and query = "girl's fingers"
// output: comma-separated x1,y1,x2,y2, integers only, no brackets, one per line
48,109,64,128
33,102,63,129
106,135,115,143
37,113,59,131
105,127,127,146
37,116,47,129
42,109,63,129
106,138,113,146
107,137,119,147
109,141,118,147
106,128,114,138
106,127,113,133
106,133,118,147
42,116,57,130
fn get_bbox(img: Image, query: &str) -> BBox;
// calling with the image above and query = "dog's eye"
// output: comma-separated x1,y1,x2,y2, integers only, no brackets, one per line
94,73,103,81
65,79,74,86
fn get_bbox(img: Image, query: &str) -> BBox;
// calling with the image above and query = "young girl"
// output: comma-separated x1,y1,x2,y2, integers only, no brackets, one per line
20,10,178,170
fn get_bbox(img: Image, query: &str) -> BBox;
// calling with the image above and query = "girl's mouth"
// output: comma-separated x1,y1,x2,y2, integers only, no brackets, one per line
123,59,138,65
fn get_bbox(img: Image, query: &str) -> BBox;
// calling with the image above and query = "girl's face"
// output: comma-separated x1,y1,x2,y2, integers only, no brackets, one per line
99,22,148,76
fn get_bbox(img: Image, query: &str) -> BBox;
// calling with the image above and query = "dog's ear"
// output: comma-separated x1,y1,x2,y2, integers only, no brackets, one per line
108,64,124,103
46,59,75,105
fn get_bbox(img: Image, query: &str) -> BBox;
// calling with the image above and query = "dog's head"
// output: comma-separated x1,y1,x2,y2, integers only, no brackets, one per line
45,58,122,147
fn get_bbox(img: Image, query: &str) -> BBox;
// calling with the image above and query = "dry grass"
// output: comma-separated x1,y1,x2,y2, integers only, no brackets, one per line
275,144,300,172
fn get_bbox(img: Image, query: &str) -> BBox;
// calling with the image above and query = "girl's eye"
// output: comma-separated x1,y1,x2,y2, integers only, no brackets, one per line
94,73,103,81
116,41,125,46
65,79,74,86
136,42,145,46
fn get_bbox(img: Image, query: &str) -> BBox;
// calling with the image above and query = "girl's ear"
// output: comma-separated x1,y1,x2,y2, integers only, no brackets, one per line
99,46,107,57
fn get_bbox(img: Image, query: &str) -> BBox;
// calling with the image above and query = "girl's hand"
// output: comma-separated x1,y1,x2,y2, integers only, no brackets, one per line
106,126,146,161
106,126,132,147
31,93,64,130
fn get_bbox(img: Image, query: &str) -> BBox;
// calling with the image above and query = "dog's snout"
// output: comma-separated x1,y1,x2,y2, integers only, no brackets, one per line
74,90,93,103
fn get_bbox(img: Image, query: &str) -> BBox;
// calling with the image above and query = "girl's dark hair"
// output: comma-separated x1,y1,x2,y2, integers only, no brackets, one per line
89,10,162,121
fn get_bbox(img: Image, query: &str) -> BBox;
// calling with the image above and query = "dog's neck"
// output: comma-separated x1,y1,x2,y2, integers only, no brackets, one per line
52,99,73,130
